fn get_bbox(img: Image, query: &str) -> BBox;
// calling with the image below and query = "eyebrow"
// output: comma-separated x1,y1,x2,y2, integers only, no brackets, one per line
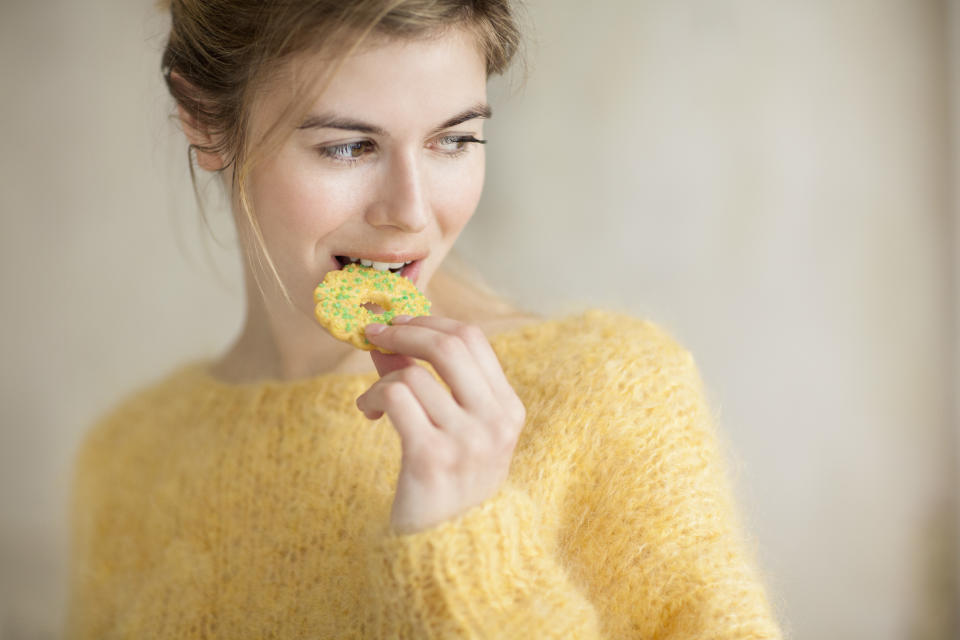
296,103,492,136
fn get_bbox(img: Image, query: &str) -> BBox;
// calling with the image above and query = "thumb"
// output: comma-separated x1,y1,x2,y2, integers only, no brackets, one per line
370,350,416,378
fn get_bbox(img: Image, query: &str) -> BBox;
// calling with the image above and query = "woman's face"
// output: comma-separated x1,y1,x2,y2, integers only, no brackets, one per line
241,28,489,319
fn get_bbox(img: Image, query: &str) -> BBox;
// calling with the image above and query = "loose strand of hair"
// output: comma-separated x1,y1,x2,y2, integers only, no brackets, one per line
235,162,295,308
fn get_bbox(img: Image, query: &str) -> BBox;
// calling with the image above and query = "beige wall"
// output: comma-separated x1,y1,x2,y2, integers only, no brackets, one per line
0,1,956,638
950,0,960,626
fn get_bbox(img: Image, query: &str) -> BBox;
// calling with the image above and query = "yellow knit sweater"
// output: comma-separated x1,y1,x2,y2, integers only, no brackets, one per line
68,310,782,638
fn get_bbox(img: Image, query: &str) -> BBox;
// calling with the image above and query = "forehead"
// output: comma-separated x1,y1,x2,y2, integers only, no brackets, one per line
254,27,488,138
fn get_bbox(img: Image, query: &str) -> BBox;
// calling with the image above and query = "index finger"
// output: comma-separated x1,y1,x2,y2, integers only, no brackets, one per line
387,315,516,401
364,321,496,411
370,350,417,378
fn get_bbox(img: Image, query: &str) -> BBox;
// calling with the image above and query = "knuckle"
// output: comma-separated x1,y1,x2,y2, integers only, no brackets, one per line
396,366,424,386
462,430,489,455
493,420,520,452
455,323,485,346
426,442,458,472
511,399,527,424
434,334,464,359
383,381,411,405
494,436,518,458
403,436,435,465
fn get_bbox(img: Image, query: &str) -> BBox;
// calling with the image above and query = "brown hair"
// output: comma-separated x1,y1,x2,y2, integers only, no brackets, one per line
159,0,529,322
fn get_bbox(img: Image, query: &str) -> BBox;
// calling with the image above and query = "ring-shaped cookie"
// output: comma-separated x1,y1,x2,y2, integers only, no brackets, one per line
313,263,431,351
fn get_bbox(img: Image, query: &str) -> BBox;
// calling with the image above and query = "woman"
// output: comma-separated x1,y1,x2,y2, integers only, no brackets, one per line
68,1,783,637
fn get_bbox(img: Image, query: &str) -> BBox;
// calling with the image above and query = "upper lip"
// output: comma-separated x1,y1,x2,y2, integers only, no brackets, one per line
335,252,427,263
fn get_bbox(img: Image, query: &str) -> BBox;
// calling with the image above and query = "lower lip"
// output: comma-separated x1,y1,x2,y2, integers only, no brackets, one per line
401,260,422,284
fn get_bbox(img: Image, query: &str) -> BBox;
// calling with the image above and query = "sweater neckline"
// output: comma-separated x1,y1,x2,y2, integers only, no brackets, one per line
178,312,563,396
183,359,378,396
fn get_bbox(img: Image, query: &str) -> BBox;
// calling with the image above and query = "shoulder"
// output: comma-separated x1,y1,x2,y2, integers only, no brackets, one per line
492,308,698,384
498,310,719,486
490,309,708,433
72,362,210,479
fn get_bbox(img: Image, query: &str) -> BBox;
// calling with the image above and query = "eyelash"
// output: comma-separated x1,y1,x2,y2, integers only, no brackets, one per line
436,135,487,157
317,135,487,165
319,141,375,164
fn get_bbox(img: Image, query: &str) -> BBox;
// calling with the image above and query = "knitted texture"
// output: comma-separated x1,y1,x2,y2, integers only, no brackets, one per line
67,310,782,638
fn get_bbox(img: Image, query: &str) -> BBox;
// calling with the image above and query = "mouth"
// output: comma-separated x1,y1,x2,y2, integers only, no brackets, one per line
335,255,411,274
333,254,425,283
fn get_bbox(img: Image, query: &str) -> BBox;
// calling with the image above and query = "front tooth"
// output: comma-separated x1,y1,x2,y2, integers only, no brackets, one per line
386,261,405,269
360,259,373,267
370,261,390,271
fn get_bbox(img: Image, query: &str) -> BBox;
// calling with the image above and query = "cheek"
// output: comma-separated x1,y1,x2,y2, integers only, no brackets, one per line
432,156,485,234
248,158,360,253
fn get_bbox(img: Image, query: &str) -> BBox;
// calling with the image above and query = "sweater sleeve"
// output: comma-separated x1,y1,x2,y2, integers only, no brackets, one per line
362,484,604,638
361,315,781,639
564,318,783,638
66,417,138,639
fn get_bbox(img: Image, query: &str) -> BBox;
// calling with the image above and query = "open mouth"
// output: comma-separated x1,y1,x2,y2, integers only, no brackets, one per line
335,256,413,274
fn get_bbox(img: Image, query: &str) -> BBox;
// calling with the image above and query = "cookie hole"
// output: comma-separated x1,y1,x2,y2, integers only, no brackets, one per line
362,302,386,314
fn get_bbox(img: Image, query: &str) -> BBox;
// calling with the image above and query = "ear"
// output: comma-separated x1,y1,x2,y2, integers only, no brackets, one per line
171,72,227,172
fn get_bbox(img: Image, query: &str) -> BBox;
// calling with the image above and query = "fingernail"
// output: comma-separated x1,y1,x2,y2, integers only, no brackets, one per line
365,323,386,336
391,315,412,324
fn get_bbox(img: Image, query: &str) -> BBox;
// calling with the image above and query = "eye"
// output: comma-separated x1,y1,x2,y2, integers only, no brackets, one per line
433,134,487,156
319,140,376,163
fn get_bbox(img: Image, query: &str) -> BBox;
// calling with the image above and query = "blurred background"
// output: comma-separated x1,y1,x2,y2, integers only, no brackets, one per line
1,0,957,638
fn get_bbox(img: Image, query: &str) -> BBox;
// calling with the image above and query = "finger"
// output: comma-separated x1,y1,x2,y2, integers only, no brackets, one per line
394,316,527,430
356,374,438,449
364,321,496,412
357,365,463,431
390,315,516,400
370,350,416,378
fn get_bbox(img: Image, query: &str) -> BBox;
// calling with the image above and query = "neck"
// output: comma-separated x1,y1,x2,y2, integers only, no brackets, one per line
211,268,375,384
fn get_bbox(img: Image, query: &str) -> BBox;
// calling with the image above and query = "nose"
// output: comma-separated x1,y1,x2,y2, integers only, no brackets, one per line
364,150,429,233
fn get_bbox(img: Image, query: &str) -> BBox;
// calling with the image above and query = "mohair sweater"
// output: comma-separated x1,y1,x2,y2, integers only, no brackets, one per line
68,310,782,639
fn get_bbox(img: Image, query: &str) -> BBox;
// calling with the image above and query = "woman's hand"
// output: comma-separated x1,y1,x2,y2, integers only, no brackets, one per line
355,315,526,535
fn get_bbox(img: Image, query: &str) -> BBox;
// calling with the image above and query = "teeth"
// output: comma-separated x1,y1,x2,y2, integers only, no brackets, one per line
342,256,414,270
